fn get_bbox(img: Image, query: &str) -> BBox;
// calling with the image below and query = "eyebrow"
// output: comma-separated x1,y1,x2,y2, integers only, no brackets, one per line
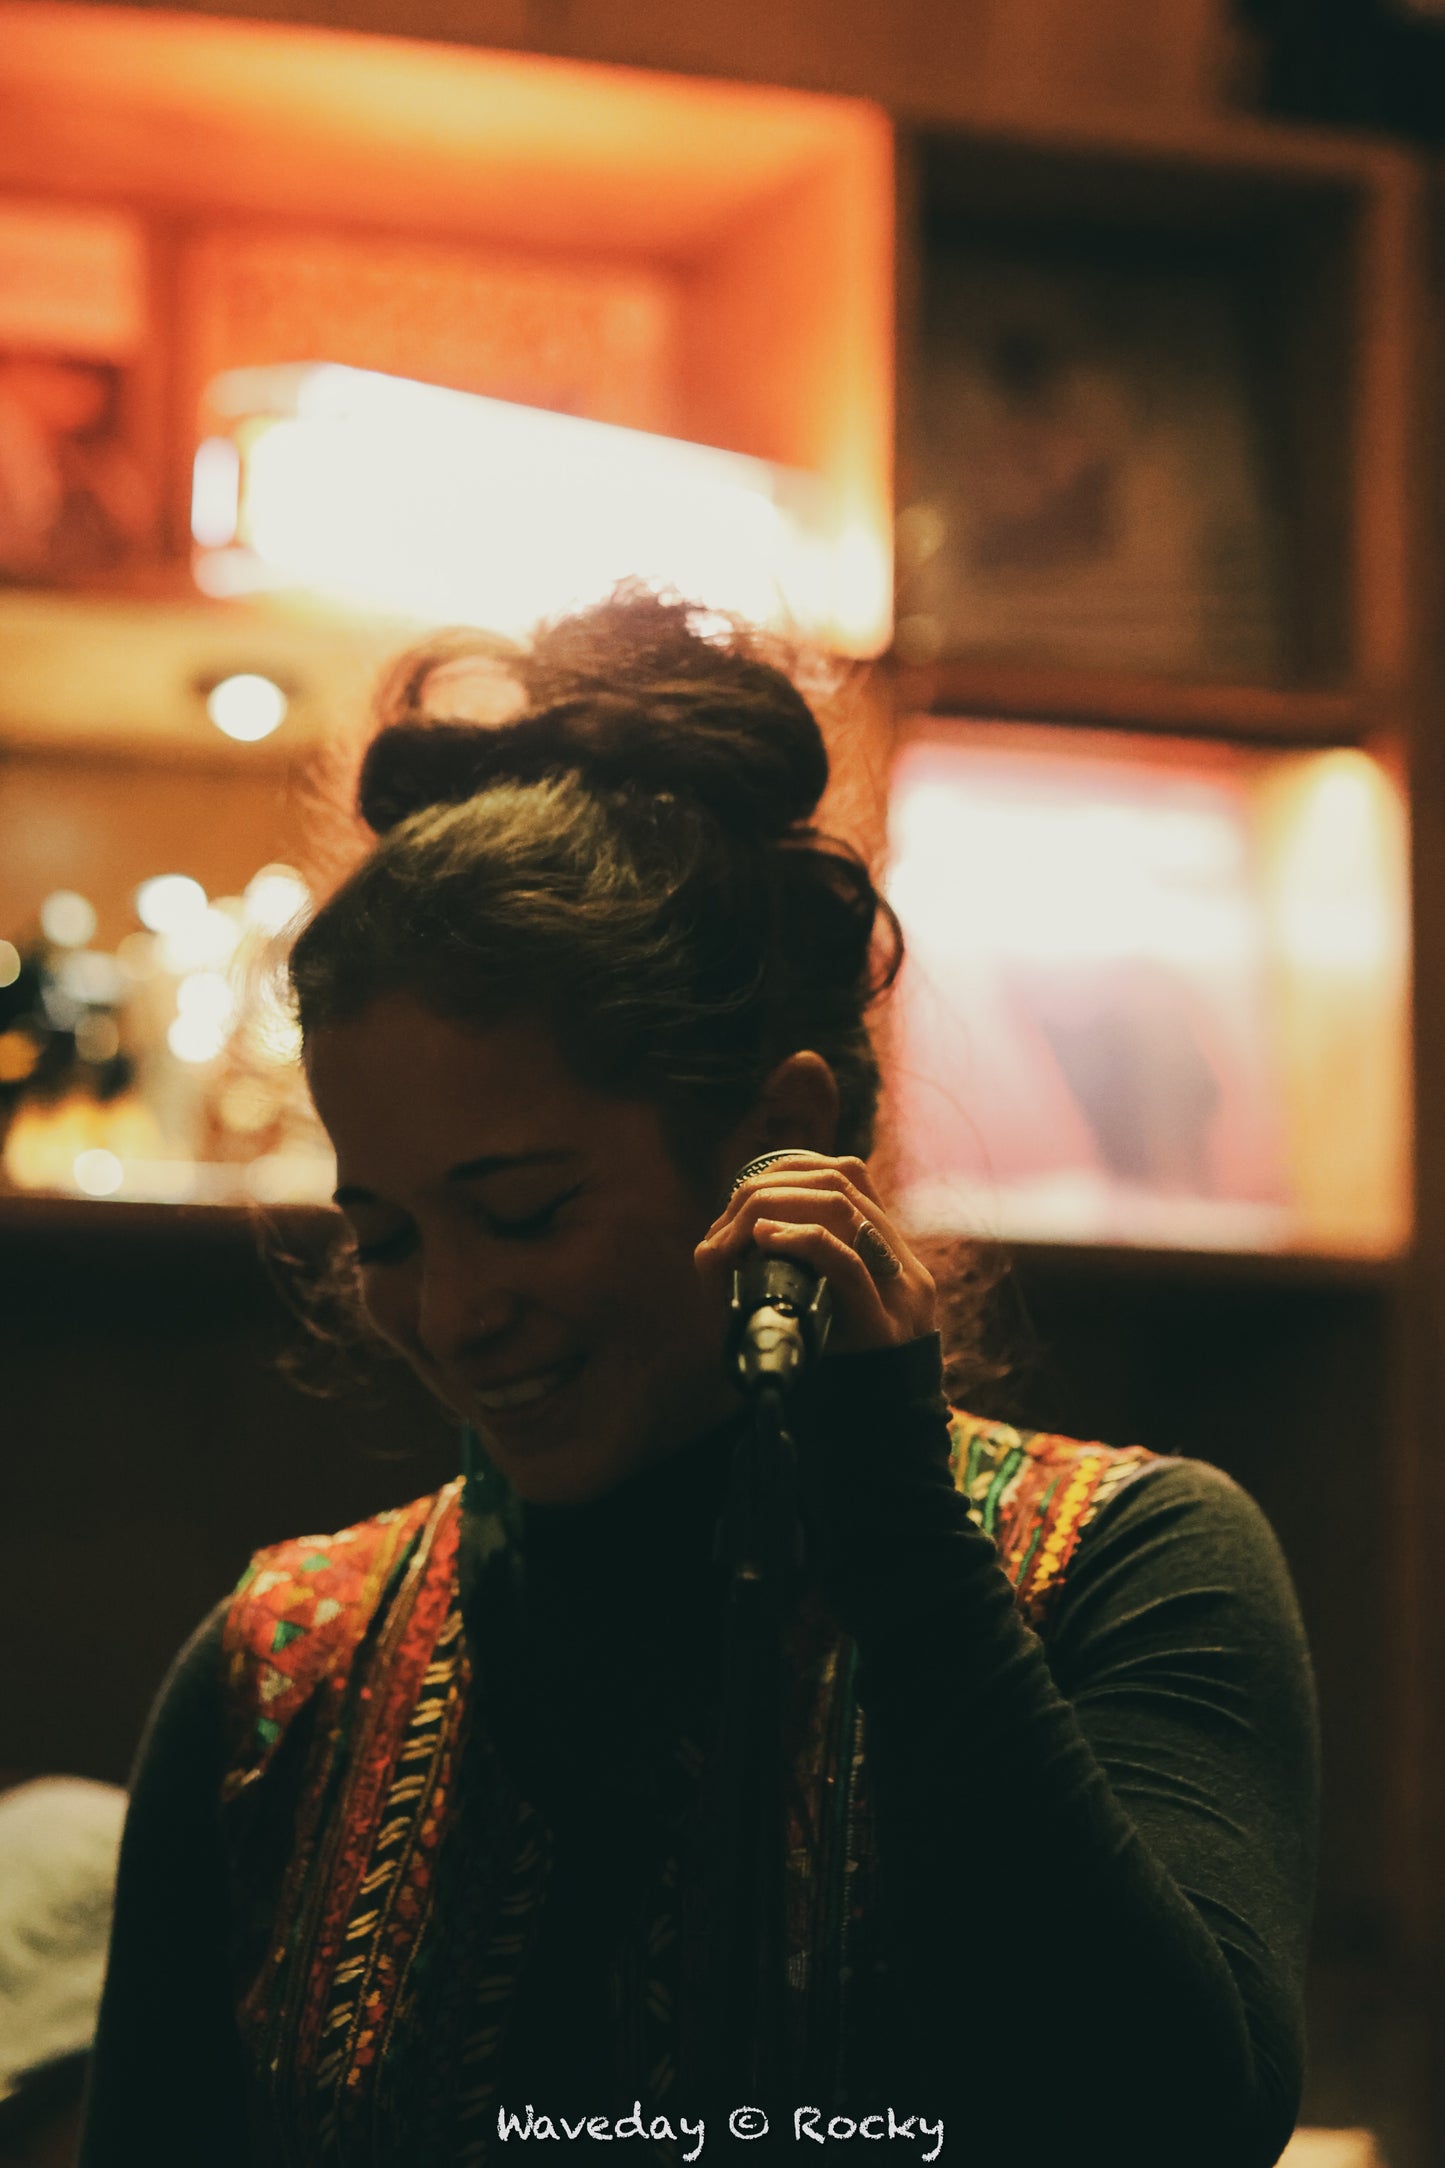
333,1148,579,1208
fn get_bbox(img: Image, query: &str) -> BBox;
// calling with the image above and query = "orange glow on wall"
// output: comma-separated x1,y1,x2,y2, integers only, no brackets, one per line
0,3,894,654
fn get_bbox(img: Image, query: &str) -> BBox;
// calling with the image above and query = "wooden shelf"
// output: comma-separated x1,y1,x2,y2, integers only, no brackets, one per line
0,1190,1402,1291
0,585,403,765
0,1191,334,1242
893,658,1384,743
897,119,1421,719
993,1236,1403,1293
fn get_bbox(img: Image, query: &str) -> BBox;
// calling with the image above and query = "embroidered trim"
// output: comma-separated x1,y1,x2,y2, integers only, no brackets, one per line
222,1488,444,1802
950,1411,1154,1629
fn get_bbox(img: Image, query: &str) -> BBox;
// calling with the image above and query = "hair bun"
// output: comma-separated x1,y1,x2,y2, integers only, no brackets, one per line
357,720,501,836
357,590,831,842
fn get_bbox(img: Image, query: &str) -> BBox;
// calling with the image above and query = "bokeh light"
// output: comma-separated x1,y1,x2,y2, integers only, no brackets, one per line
206,673,288,743
135,875,207,935
159,907,241,976
75,1014,121,1064
55,952,126,1006
243,865,310,934
72,1148,124,1198
40,891,97,948
176,970,235,1030
167,1013,228,1065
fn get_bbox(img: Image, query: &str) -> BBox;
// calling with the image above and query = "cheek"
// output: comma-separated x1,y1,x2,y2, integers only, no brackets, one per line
616,1222,719,1356
358,1271,419,1356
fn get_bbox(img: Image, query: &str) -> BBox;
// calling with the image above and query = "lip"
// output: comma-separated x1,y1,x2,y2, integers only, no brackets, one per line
465,1352,586,1423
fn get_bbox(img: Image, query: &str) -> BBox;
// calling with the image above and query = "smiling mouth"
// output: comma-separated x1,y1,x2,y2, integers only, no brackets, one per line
471,1355,585,1414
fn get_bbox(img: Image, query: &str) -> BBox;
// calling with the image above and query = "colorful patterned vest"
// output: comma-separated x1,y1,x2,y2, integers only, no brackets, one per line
220,1412,1152,2163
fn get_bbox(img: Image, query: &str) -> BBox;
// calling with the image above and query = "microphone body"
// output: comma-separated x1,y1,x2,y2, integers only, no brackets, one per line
724,1152,833,1394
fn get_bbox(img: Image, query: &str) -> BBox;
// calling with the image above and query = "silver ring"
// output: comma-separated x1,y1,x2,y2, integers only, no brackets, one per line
854,1218,903,1281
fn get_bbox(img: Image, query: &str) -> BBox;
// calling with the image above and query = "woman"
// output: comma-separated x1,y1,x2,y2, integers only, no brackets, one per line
81,590,1317,2168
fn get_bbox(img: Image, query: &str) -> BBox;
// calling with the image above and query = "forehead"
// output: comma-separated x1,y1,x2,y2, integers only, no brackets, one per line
306,993,648,1191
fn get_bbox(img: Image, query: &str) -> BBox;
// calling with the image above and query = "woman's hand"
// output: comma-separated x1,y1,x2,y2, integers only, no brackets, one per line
693,1152,937,1356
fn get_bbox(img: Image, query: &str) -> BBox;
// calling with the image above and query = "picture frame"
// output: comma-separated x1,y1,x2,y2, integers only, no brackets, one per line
902,235,1292,683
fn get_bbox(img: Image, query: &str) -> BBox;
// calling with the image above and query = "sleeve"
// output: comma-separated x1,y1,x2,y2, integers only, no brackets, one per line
78,1600,251,2168
794,1334,1319,2168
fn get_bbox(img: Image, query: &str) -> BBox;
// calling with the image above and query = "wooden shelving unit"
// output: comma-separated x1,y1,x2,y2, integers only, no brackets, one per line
900,660,1375,742
883,100,1433,2165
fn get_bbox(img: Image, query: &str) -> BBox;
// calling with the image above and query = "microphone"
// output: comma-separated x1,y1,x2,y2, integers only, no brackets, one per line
725,1151,833,1394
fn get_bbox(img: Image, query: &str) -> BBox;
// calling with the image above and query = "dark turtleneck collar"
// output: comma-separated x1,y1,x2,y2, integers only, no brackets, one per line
461,1400,753,1649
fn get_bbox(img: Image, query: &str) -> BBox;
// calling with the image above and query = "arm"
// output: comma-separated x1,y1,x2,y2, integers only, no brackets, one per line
79,1602,250,2167
798,1335,1318,2168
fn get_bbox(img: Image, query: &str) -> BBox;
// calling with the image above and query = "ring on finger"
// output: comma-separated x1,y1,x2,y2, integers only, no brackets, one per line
854,1217,903,1282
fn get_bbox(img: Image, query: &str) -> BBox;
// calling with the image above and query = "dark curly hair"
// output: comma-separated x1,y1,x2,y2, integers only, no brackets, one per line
288,586,903,1183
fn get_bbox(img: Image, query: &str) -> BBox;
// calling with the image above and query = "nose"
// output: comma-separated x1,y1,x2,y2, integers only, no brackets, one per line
413,1227,520,1367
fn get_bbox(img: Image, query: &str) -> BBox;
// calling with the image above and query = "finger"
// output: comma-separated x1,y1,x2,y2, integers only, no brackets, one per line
748,1218,893,1334
731,1192,915,1302
713,1184,916,1290
705,1181,871,1261
709,1156,888,1242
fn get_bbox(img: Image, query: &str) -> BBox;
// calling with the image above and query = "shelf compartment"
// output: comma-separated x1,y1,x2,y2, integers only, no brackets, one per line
898,126,1418,707
885,716,1412,1260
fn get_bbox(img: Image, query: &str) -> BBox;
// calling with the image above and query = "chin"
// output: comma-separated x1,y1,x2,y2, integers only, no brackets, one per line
478,1422,646,1507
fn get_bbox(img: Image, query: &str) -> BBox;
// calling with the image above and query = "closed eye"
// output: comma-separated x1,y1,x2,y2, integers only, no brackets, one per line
350,1183,584,1267
352,1227,415,1267
483,1182,585,1240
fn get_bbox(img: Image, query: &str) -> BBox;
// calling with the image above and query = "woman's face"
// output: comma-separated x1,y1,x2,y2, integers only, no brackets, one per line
306,992,745,1504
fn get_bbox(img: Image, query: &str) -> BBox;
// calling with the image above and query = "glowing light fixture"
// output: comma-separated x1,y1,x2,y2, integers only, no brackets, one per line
191,436,241,548
207,673,288,743
0,941,20,990
194,364,885,649
887,726,1410,1260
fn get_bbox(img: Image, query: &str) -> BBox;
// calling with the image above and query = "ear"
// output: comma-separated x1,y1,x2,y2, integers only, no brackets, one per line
714,1050,841,1193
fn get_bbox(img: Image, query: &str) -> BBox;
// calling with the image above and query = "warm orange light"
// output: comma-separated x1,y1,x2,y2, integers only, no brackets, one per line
194,364,886,649
3,6,893,655
887,726,1411,1259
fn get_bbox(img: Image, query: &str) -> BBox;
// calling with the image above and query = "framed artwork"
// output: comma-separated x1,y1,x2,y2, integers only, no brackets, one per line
0,199,156,585
903,239,1291,682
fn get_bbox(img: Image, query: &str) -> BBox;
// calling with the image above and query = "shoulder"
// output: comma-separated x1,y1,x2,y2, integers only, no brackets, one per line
1041,1444,1316,1722
221,1481,463,1798
946,1407,1156,1626
1062,1448,1312,1635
